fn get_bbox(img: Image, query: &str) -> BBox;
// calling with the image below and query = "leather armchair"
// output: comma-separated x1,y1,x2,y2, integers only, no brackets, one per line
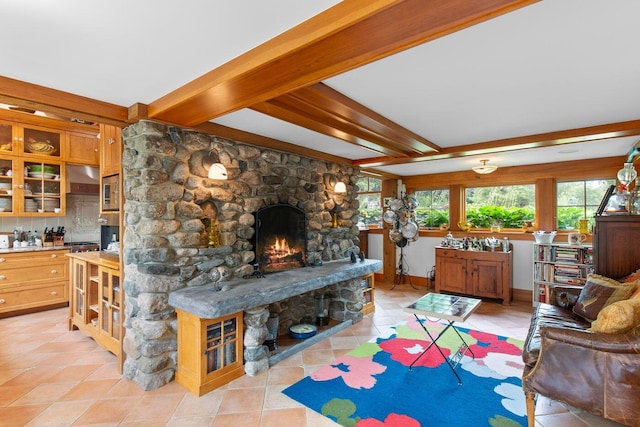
522,303,640,427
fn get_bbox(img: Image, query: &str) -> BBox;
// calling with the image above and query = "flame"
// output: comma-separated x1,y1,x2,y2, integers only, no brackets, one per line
271,237,295,258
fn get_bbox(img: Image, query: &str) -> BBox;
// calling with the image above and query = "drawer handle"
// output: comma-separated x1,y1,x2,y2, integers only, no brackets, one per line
51,291,57,296
51,254,57,258
0,257,4,262
0,298,4,304
0,275,5,280
51,269,57,274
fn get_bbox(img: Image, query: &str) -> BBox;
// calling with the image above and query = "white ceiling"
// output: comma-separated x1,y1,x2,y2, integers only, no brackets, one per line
2,0,640,176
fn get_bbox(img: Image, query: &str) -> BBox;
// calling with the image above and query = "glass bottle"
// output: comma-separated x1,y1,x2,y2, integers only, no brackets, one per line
631,178,640,215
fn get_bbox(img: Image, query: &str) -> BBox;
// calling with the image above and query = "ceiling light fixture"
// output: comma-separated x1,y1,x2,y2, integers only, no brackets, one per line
472,159,498,175
208,163,228,180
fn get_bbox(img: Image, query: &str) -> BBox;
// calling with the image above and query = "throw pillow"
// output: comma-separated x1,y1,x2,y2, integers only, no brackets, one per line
591,297,640,333
620,268,640,283
572,274,637,322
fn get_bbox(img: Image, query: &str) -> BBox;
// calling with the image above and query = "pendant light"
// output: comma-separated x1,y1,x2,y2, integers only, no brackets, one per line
472,159,498,175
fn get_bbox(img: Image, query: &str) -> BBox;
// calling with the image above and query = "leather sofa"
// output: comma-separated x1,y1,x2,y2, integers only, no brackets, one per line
522,290,640,427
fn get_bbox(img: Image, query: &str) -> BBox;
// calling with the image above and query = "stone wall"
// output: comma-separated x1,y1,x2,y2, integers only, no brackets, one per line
120,120,362,390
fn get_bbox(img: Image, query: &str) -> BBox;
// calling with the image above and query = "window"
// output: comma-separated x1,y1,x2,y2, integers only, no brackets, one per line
357,176,382,226
465,185,535,229
557,179,615,230
413,189,449,229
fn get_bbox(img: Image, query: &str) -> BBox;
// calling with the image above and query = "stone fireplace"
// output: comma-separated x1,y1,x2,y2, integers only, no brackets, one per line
120,120,367,390
254,204,306,273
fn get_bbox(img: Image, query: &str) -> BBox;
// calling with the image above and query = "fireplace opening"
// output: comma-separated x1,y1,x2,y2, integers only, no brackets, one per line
254,204,307,274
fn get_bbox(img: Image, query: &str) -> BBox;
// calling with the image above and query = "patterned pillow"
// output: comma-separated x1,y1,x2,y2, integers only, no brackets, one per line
591,297,640,333
572,274,637,322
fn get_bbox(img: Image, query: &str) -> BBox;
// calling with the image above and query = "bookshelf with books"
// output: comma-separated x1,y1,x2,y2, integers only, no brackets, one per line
533,243,593,305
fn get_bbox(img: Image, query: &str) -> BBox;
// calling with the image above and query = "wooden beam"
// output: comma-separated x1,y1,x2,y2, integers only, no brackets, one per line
147,0,538,126
252,83,439,157
0,76,129,127
355,119,640,167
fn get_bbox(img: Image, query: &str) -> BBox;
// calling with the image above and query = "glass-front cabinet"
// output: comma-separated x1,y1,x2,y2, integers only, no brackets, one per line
99,266,122,349
0,157,65,216
0,121,15,155
20,124,62,158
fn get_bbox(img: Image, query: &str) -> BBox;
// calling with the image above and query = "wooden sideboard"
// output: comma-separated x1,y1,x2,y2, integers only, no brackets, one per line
435,247,513,305
594,215,640,279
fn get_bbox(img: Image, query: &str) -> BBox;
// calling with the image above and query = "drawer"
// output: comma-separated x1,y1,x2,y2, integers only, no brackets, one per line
0,261,68,285
0,283,68,313
0,250,68,269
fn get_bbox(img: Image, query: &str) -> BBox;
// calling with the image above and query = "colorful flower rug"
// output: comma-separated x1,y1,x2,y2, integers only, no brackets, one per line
282,316,526,427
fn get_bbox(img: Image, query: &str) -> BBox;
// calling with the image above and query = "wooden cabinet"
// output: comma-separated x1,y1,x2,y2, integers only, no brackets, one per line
0,249,69,316
66,131,99,166
594,216,640,279
175,309,244,396
435,247,512,305
0,156,65,216
68,252,124,370
100,124,121,177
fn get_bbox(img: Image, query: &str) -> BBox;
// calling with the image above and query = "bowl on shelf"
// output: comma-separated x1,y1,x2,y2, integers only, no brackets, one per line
28,165,56,173
533,231,557,244
24,140,56,155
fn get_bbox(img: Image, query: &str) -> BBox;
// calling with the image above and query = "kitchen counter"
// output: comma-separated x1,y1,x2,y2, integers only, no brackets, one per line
0,245,69,254
65,251,120,270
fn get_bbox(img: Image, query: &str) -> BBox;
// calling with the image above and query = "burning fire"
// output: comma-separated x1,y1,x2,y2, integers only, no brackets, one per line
270,237,295,259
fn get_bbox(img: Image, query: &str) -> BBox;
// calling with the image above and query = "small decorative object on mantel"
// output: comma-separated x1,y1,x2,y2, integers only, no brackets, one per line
208,218,220,248
522,220,535,233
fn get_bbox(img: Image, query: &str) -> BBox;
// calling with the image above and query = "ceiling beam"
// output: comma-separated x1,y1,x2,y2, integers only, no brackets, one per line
354,119,640,167
0,76,129,127
147,0,539,127
251,83,439,158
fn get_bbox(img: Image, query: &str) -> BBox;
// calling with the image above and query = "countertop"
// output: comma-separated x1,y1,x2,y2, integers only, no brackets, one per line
0,245,69,254
65,251,120,270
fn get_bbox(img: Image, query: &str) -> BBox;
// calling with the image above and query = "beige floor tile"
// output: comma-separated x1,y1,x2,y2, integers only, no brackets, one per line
261,407,307,427
266,365,304,386
217,388,265,414
0,403,50,426
212,411,261,427
72,397,138,425
25,400,94,427
11,381,77,405
121,393,184,423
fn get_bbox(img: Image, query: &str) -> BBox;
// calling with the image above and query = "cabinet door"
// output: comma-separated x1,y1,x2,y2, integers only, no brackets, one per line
100,124,122,176
0,120,17,154
71,259,87,323
99,266,122,346
21,159,64,215
471,259,502,299
0,156,17,214
21,124,63,159
435,253,467,294
66,131,99,165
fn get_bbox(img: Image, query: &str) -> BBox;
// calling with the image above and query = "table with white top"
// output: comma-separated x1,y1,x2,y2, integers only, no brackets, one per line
403,292,481,385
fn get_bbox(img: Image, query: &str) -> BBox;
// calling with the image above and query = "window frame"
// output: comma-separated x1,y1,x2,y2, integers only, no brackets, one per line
463,183,536,231
412,188,450,230
356,176,383,227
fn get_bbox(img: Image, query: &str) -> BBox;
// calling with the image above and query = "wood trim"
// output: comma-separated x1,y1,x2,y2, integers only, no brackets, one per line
356,119,640,168
147,0,538,126
252,83,439,157
402,157,622,189
535,178,556,232
0,76,129,127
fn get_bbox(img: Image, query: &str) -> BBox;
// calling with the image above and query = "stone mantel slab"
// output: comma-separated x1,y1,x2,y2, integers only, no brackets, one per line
169,259,382,319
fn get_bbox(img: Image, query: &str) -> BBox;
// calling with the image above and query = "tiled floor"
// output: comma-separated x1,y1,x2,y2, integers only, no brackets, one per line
0,283,626,426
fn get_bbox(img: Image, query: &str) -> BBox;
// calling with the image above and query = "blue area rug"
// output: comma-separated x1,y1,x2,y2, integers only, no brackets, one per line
283,317,526,426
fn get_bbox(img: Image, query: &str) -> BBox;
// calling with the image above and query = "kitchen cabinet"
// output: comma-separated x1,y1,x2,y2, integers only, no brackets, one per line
66,131,99,166
0,156,65,216
175,309,244,396
18,123,64,159
100,124,121,177
68,252,124,371
594,215,640,279
0,249,69,316
435,247,512,305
